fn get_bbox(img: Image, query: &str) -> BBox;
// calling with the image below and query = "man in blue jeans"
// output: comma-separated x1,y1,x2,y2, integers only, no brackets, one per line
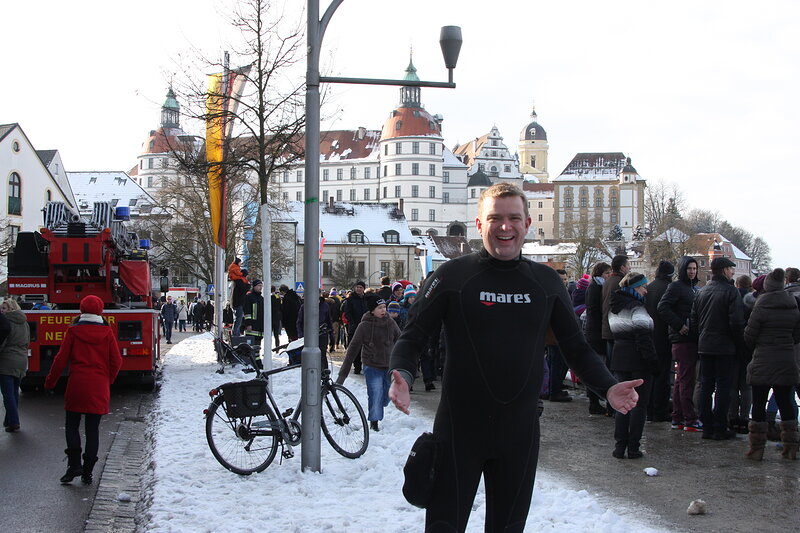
159,296,178,344
691,256,745,440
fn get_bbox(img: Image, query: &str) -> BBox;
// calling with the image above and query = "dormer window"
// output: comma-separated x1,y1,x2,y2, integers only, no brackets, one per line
348,230,365,243
383,230,400,244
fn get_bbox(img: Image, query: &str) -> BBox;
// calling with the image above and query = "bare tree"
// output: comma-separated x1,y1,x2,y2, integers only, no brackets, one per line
329,247,360,290
164,0,307,288
747,236,772,272
131,141,256,288
644,180,686,235
564,218,610,277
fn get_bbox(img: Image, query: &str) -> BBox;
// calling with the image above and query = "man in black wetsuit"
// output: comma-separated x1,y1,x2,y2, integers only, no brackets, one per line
389,183,642,533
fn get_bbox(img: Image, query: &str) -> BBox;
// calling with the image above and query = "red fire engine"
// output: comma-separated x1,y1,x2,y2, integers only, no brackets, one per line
7,201,161,389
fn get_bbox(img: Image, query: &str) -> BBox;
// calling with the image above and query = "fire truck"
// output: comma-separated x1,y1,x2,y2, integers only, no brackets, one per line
6,201,161,390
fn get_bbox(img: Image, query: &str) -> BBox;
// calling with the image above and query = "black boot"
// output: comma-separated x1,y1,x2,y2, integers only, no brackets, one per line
60,448,83,483
369,421,379,432
81,454,98,484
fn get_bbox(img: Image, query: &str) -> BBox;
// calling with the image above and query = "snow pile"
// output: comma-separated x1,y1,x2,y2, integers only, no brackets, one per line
147,334,669,532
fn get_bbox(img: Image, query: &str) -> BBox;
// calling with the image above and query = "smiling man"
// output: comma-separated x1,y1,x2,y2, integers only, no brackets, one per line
389,182,643,532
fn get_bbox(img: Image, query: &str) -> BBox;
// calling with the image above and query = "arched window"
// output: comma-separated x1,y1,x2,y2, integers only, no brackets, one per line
410,228,421,236
579,187,589,208
426,229,438,236
594,187,604,207
347,230,365,243
610,189,618,208
447,222,466,237
8,172,21,215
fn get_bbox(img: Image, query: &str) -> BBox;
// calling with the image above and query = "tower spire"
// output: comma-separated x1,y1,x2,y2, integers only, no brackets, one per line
399,53,421,108
161,86,180,130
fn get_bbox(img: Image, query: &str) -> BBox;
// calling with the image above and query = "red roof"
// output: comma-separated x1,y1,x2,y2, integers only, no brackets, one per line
141,127,185,155
523,182,554,192
380,106,441,140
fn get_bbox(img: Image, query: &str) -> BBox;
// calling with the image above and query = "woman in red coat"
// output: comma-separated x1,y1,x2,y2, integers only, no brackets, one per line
45,295,123,484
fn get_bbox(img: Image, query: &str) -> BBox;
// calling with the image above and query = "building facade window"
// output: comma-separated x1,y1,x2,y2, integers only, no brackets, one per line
443,171,450,183
412,163,419,175
411,208,419,221
350,167,357,179
336,189,342,201
411,185,419,197
429,142,436,155
350,189,356,201
322,260,332,277
412,141,419,154
384,144,388,155
395,142,402,154
364,167,371,179
357,261,366,278
322,189,328,202
383,230,400,244
471,189,476,199
383,165,387,178
538,214,543,221
383,186,387,198
296,191,302,201
538,202,543,208
8,172,21,215
478,163,485,171
364,188,370,200
323,169,329,181
296,170,303,182
429,209,436,222
504,165,511,173
283,171,289,183
395,163,401,175
348,230,365,243
395,185,401,197
429,164,436,176
282,191,288,201
337,168,343,180
429,186,435,198
443,192,450,203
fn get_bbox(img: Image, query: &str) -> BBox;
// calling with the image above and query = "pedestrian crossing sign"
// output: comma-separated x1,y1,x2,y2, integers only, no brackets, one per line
295,282,304,295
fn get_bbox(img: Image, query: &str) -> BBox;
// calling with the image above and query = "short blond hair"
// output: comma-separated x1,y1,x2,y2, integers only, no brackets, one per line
477,182,529,218
1,299,21,312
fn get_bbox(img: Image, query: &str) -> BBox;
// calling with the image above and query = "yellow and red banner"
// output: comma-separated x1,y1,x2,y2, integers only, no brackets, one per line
206,67,249,247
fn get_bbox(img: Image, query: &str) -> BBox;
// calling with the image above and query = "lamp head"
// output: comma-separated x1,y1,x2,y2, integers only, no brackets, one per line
439,26,462,70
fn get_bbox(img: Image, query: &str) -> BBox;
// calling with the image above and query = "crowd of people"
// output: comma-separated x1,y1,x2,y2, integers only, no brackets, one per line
560,254,800,462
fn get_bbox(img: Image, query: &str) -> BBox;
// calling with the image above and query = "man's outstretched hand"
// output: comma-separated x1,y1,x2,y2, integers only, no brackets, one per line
389,370,411,415
606,379,643,414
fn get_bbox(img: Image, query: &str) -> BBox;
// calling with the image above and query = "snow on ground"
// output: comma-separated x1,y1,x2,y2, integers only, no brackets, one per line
147,334,669,533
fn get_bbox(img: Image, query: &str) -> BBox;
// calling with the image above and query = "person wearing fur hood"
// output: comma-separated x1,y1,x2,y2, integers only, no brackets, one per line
0,299,30,433
608,272,657,459
45,295,123,485
743,268,800,460
336,295,401,431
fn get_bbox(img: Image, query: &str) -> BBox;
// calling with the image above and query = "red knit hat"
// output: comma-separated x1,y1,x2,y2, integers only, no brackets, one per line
80,295,104,315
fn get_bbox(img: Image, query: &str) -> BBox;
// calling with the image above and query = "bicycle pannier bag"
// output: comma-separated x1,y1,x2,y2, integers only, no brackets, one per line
221,380,269,417
402,431,440,508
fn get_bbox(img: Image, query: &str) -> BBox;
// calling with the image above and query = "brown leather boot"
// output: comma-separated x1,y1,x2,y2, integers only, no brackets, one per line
780,420,798,460
744,421,767,461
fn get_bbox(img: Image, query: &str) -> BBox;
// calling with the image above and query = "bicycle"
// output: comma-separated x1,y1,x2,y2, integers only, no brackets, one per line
204,342,369,475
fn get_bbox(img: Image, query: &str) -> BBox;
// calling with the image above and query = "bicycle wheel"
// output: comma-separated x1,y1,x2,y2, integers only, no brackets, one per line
321,383,369,458
205,395,279,475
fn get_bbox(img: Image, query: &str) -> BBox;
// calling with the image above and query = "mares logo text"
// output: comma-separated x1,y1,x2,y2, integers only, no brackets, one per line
479,291,531,306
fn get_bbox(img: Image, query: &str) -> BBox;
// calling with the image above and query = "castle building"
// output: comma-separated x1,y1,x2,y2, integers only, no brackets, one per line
278,59,476,239
552,153,646,241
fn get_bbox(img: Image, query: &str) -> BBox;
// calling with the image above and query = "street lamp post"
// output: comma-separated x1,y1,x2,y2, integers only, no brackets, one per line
303,0,461,473
368,269,385,286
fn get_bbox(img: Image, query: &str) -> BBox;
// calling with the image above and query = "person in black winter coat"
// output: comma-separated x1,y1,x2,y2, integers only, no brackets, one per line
691,256,745,440
231,273,250,336
193,301,206,332
608,272,657,459
343,281,369,373
743,268,800,460
657,256,701,431
270,287,282,349
644,260,674,422
585,262,612,414
279,285,302,341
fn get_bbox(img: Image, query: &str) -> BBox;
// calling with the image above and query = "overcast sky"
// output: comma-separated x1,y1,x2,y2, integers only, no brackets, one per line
5,0,798,267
